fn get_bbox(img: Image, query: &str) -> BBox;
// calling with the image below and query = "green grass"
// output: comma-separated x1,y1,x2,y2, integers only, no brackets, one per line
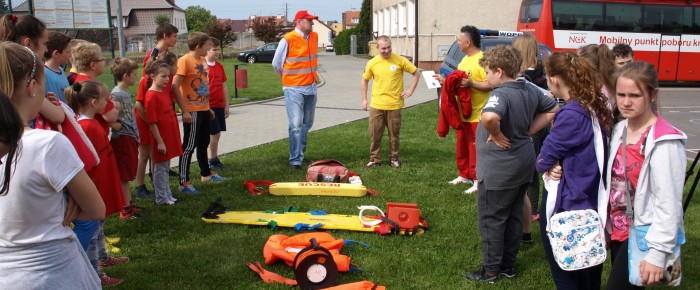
95,59,282,103
105,101,700,289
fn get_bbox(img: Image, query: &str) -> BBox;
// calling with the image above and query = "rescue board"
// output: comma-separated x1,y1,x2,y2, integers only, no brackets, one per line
268,182,368,197
202,211,378,232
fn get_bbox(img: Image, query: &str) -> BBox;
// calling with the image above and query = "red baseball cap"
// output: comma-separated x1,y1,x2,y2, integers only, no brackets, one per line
294,10,318,21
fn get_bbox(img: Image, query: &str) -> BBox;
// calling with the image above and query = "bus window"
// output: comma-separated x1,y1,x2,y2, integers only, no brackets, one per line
552,0,603,30
605,3,641,32
520,0,543,23
644,5,685,34
691,7,700,33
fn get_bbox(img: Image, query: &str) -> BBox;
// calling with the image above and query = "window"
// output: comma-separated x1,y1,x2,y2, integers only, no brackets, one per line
399,2,406,36
643,5,686,34
605,3,641,32
407,0,415,36
383,8,390,36
373,11,378,33
352,17,359,24
378,9,384,35
552,0,602,30
519,0,543,23
390,5,398,36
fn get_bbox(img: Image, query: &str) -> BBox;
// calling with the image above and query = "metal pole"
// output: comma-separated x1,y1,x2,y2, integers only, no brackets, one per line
8,0,13,14
116,0,125,57
234,64,239,99
106,0,116,85
27,0,33,15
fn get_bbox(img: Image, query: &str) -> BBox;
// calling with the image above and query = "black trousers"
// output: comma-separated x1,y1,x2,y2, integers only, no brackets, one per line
179,111,211,184
476,182,528,273
606,240,645,290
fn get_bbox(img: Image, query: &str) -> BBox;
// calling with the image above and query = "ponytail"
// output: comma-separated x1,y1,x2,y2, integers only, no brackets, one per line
0,91,23,196
545,52,614,134
64,80,104,114
0,14,46,46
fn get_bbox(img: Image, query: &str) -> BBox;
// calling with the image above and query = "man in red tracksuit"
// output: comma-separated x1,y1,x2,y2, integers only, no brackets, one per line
438,70,473,189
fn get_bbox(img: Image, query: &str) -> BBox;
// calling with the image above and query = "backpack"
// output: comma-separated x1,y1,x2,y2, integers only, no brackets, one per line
306,160,349,183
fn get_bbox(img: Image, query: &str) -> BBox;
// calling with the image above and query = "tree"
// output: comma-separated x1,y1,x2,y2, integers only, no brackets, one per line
356,0,372,38
251,17,281,43
0,0,9,15
205,18,238,55
155,14,171,25
185,5,214,32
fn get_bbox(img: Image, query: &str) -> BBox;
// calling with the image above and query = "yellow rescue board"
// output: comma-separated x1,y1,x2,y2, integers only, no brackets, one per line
268,182,367,197
202,211,378,232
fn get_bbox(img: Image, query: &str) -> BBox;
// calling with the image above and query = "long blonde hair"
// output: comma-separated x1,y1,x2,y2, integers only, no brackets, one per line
512,34,539,74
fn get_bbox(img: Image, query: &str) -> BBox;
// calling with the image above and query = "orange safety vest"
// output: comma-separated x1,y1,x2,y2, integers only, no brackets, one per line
282,31,318,87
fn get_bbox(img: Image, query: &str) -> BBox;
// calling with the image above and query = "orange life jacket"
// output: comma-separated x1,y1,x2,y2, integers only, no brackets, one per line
282,31,318,87
263,232,351,272
323,281,387,290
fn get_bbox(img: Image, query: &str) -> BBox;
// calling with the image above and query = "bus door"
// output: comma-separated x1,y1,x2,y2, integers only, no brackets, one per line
676,34,700,81
658,35,681,82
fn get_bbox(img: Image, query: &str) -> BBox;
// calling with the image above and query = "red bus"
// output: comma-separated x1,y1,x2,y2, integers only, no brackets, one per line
517,0,700,82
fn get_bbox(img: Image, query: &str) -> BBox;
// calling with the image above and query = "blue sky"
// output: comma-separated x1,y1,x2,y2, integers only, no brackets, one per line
174,0,363,22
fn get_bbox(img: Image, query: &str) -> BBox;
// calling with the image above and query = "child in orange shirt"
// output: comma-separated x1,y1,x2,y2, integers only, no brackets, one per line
65,80,128,286
144,60,183,205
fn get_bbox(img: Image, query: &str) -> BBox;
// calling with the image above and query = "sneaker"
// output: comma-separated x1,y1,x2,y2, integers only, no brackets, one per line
531,214,540,223
119,209,139,220
464,181,479,194
168,196,178,204
291,164,302,170
129,203,144,212
465,267,499,283
500,267,517,278
99,256,129,268
390,160,401,168
448,176,472,185
158,200,176,206
209,158,223,171
99,272,122,287
179,182,200,195
135,185,155,199
522,232,533,243
201,173,226,182
104,237,121,244
363,161,380,168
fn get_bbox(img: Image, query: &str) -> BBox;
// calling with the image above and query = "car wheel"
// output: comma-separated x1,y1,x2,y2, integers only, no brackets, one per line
247,55,257,63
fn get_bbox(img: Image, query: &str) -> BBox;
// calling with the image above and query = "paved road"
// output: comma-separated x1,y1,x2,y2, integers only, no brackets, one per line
657,87,700,161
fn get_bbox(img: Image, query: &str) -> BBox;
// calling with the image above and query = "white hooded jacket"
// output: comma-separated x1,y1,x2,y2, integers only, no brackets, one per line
598,113,687,268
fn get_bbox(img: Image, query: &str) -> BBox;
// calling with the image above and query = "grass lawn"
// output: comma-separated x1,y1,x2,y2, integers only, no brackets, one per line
104,101,699,289
95,59,282,103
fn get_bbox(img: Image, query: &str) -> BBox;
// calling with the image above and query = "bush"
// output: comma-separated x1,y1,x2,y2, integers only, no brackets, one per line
334,27,357,55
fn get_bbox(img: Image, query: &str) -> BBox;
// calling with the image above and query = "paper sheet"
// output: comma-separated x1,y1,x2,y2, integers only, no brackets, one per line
422,71,441,89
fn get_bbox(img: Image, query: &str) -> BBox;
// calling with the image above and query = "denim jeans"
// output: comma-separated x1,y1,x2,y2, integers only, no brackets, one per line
284,89,316,165
87,221,107,274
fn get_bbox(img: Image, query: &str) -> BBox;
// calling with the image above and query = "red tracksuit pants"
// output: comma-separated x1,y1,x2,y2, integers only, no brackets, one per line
456,122,478,180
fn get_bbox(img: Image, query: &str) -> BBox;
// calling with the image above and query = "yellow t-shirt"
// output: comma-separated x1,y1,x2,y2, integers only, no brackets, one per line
362,53,417,110
176,54,210,112
457,51,490,122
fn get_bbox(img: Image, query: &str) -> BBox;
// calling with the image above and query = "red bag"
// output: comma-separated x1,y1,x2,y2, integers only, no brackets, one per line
306,160,349,183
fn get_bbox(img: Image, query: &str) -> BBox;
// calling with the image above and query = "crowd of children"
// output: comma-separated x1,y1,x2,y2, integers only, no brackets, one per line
0,12,689,289
0,14,231,287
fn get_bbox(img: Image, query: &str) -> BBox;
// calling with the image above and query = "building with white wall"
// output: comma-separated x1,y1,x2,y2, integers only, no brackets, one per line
372,0,520,69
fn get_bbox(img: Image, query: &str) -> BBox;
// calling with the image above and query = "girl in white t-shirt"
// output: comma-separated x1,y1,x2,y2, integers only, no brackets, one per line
0,41,105,289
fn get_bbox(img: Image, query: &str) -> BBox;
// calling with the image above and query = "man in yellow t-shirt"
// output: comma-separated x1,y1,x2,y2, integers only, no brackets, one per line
361,36,421,168
435,25,492,194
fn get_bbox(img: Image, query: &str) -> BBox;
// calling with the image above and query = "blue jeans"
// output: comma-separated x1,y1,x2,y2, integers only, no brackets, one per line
284,89,316,165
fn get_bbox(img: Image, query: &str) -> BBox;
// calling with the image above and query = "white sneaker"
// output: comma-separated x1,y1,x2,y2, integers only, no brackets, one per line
448,176,472,185
464,180,478,194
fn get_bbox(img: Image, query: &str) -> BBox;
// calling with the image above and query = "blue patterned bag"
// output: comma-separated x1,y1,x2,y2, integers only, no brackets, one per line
547,209,607,271
628,225,684,286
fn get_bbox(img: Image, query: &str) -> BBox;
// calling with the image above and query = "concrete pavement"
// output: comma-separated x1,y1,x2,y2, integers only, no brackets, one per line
210,53,437,157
